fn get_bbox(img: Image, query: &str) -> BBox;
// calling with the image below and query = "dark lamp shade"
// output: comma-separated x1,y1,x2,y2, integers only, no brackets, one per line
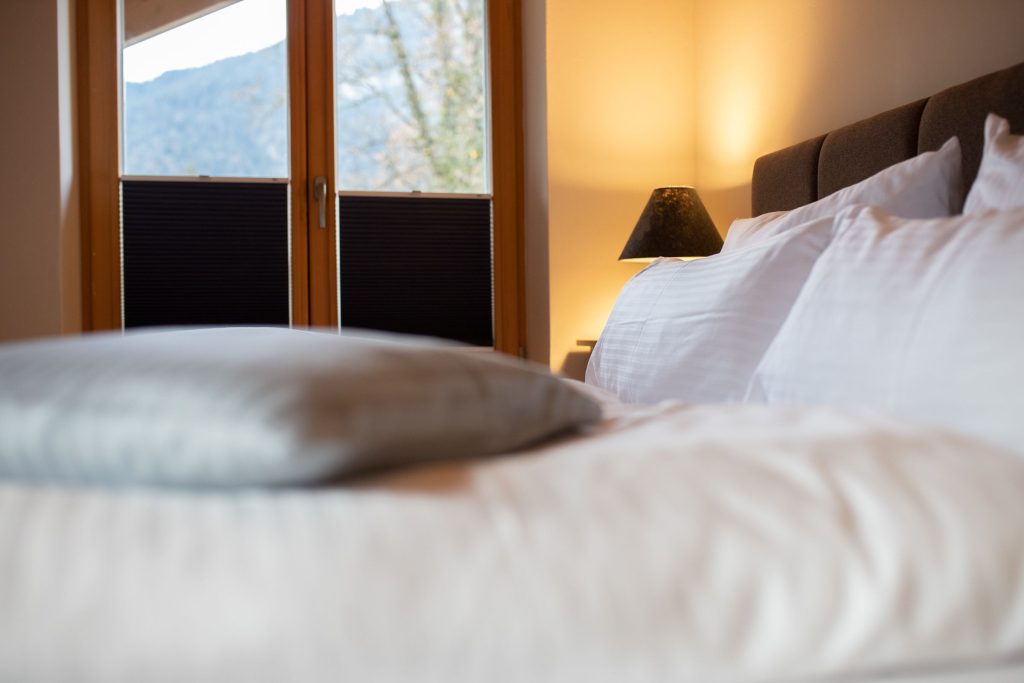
618,187,723,261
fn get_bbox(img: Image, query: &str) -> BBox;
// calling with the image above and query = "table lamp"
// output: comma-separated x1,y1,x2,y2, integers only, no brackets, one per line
619,186,723,262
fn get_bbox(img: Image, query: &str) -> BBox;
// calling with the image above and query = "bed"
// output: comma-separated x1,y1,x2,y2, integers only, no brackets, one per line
1,63,1023,683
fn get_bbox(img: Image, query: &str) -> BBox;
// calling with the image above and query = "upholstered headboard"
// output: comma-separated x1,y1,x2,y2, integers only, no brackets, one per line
751,61,1024,217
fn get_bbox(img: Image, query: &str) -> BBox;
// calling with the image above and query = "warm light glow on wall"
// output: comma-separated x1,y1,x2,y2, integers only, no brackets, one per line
695,1,823,224
591,69,689,170
543,0,696,377
545,21,693,192
697,28,772,179
694,0,1024,231
705,86,760,175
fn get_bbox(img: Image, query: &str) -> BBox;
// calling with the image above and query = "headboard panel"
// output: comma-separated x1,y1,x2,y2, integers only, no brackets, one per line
751,60,1024,217
817,99,926,198
749,135,824,215
918,61,1024,206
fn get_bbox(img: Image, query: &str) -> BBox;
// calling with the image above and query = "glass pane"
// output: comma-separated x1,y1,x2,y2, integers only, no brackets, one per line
122,0,288,178
334,0,488,193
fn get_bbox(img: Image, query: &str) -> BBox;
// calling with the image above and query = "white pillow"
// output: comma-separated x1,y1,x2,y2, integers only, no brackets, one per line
586,216,835,404
724,136,962,250
0,327,601,486
963,113,1024,213
747,204,1024,454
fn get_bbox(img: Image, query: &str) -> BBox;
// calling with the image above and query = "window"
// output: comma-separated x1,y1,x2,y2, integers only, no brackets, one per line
121,0,291,328
334,0,487,194
123,0,289,179
78,0,523,352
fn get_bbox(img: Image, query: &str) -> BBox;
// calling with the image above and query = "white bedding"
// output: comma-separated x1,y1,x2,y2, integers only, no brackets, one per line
1,399,1022,683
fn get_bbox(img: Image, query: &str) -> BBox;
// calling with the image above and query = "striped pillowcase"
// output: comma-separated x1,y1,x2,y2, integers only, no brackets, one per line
963,113,1024,213
723,136,961,251
747,204,1024,455
586,215,835,405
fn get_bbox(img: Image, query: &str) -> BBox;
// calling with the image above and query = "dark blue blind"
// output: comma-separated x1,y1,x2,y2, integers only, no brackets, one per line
121,180,289,328
338,195,493,346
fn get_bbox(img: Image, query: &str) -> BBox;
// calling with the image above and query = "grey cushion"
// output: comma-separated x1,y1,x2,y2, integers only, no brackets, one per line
0,327,602,487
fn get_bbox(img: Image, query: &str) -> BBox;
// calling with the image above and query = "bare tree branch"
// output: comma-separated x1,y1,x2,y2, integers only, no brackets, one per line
381,0,443,182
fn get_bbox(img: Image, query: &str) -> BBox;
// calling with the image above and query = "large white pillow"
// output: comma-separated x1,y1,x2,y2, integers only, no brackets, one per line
963,113,1024,213
747,204,1024,454
723,136,962,251
0,327,601,486
586,216,835,404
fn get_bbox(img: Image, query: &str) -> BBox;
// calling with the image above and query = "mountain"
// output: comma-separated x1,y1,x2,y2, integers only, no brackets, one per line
124,40,289,177
122,3,482,190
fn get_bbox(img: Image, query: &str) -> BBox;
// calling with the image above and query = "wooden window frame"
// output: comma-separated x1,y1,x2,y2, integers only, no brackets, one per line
77,0,524,355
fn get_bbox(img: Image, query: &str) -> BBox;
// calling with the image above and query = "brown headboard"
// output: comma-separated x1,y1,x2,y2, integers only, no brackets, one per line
751,61,1024,217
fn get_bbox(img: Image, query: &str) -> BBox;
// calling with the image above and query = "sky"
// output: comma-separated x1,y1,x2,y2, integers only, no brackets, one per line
124,0,384,83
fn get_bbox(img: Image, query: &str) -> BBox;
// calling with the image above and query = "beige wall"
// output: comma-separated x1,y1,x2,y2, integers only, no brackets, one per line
0,0,80,343
693,0,1024,229
530,0,697,375
525,0,1024,376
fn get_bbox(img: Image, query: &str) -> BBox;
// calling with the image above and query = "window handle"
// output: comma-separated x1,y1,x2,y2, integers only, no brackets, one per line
313,176,328,229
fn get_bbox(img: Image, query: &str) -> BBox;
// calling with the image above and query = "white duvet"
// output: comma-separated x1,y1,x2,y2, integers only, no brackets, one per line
1,400,1023,683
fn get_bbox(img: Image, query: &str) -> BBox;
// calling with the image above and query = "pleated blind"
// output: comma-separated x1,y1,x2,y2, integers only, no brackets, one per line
121,180,290,328
338,195,493,346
